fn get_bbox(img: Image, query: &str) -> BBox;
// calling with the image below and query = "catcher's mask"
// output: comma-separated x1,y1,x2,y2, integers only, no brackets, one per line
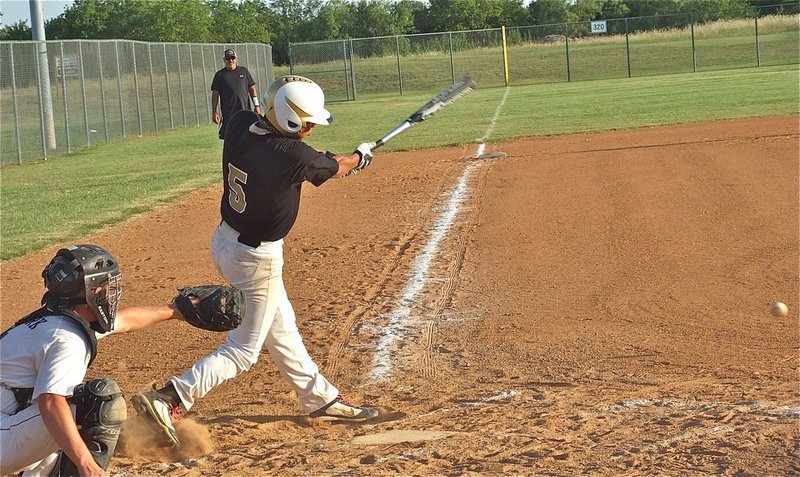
264,75,332,138
42,244,123,333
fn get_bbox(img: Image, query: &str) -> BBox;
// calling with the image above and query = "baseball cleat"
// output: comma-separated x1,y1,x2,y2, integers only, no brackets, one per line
131,388,181,447
309,395,379,423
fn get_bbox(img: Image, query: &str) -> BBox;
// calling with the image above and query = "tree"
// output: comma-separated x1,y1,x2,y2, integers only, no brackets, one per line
678,0,750,14
492,0,529,27
350,0,402,38
621,0,681,18
599,0,630,20
569,0,604,22
267,0,325,64
46,0,115,39
0,20,32,40
391,0,426,34
141,0,213,42
315,0,353,40
528,0,571,25
428,0,524,31
208,0,271,44
45,0,210,41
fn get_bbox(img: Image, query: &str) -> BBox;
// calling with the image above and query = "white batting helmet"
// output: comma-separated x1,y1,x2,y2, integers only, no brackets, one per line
265,75,332,137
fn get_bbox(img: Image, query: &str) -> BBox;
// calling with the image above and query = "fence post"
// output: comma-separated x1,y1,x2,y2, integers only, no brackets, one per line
10,44,22,164
176,44,187,126
201,45,210,123
34,41,56,150
59,42,72,154
98,44,109,142
188,44,199,126
132,42,143,136
78,42,90,146
164,43,174,129
395,35,403,96
690,14,697,73
349,38,357,100
245,44,260,99
114,40,126,138
252,43,262,94
342,40,350,100
34,46,47,159
625,18,632,78
288,42,294,75
448,32,455,84
264,44,273,84
148,43,158,132
754,8,761,67
565,23,571,82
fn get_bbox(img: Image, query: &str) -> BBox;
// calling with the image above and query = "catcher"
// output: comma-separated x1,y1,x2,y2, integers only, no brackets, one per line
0,244,243,476
132,75,378,449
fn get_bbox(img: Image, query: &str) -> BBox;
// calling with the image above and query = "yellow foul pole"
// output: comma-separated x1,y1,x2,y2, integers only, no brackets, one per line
501,26,510,86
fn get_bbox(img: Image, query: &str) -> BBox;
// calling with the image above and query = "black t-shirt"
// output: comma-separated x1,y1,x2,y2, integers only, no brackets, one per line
220,110,339,242
211,66,255,120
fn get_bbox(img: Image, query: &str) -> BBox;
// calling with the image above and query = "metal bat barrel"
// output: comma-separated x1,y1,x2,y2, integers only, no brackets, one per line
370,76,475,150
410,76,475,123
376,121,413,149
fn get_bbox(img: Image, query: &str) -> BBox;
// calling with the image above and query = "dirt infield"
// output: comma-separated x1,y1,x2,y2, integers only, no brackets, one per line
2,116,797,476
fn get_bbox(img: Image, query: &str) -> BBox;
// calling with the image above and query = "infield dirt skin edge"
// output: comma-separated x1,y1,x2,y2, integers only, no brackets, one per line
1,116,797,476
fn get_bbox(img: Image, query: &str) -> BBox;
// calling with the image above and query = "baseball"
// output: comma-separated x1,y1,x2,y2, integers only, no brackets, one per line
769,301,788,317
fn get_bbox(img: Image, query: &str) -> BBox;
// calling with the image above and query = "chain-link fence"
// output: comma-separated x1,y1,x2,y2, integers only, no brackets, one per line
289,3,798,102
0,40,273,165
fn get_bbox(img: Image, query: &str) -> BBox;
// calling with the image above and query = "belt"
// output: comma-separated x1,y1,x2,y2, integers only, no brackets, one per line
1,383,33,408
237,235,261,247
220,220,262,248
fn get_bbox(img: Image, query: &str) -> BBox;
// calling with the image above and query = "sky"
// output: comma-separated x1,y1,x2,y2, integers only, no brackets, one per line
0,0,74,27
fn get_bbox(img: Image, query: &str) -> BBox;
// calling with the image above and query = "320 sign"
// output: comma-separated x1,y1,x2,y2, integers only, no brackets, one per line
591,21,607,34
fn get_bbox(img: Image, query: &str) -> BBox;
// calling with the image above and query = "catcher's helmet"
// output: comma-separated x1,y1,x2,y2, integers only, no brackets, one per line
265,75,332,138
42,244,123,333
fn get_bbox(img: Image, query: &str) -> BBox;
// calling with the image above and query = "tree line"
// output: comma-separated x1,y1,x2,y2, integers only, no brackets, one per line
0,0,794,64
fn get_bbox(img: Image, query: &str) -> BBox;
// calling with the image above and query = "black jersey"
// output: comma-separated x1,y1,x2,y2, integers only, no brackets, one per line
210,66,255,120
220,110,339,243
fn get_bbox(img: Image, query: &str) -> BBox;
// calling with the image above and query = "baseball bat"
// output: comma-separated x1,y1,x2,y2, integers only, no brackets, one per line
373,76,476,149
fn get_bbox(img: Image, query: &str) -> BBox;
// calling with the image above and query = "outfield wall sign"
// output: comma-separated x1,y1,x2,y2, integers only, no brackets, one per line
591,20,607,34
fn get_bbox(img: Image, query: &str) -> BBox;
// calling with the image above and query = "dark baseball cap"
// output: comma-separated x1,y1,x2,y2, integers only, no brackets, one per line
223,48,236,58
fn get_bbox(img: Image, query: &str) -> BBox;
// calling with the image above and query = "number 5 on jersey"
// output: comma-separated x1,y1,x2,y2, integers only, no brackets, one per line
227,164,248,213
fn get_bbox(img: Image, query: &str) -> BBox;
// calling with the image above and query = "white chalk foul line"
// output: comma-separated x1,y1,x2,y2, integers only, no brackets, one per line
370,87,510,381
475,86,510,157
370,162,479,380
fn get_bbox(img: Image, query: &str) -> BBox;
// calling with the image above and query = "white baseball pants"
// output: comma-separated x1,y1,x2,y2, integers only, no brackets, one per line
169,221,339,413
0,388,62,476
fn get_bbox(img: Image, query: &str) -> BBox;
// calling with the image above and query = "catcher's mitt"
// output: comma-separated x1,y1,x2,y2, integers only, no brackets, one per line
173,285,245,332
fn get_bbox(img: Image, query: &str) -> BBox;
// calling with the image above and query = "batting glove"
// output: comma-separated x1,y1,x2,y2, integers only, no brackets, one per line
349,142,376,175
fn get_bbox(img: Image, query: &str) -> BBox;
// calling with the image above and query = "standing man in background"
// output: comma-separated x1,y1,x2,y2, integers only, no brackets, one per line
211,48,260,140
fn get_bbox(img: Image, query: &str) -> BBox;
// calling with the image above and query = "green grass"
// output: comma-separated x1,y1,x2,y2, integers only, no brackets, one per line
1,127,222,259
2,65,798,260
289,14,798,101
311,64,799,149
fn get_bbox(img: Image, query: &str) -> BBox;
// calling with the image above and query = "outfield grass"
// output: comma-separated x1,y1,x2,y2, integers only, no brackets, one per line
289,14,799,101
4,16,795,165
1,65,798,260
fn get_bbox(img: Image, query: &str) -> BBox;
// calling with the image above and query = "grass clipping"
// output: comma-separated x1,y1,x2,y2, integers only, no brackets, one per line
118,415,213,461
